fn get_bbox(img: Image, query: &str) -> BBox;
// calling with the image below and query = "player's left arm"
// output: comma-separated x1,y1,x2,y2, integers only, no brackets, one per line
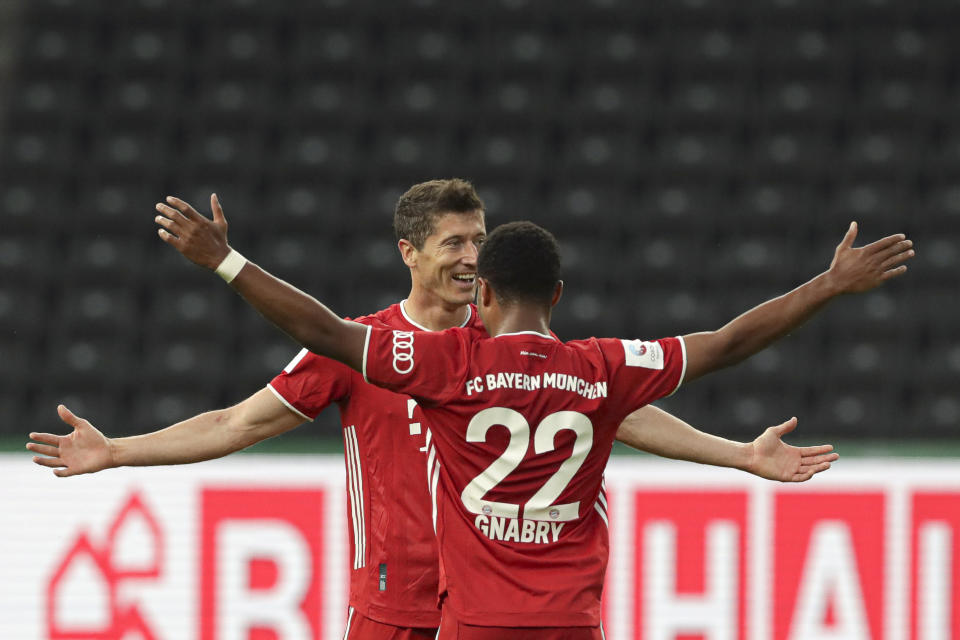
615,407,838,482
681,222,914,384
154,194,368,371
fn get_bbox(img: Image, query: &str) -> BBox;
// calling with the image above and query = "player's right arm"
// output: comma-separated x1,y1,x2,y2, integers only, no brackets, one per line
27,387,304,477
681,222,914,384
154,195,369,371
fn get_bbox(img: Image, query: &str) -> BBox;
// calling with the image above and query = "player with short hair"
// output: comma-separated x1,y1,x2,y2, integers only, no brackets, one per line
144,195,912,638
27,180,838,640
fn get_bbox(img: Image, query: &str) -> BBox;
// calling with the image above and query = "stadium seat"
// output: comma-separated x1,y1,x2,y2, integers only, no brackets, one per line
856,77,936,126
808,388,901,438
138,339,230,394
909,376,960,438
478,71,565,127
42,330,137,390
626,181,725,238
368,128,456,180
0,234,57,285
569,27,662,75
756,27,850,78
0,183,62,232
662,79,749,128
188,77,280,126
749,128,838,179
130,390,218,432
0,129,77,178
144,286,237,342
290,23,371,72
55,286,140,339
273,127,361,179
16,25,98,73
654,130,742,179
0,333,35,388
287,73,376,128
459,128,548,181
758,79,844,127
63,235,147,286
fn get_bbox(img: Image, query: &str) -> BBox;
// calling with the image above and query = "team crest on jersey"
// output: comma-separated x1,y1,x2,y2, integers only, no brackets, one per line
392,330,415,374
622,339,664,369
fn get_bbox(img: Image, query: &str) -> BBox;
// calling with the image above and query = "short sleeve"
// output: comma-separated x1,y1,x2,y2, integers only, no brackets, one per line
268,348,355,421
600,336,687,411
363,326,469,406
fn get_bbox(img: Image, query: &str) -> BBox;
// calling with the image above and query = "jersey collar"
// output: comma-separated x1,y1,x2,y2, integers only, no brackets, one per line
399,299,473,332
494,330,557,341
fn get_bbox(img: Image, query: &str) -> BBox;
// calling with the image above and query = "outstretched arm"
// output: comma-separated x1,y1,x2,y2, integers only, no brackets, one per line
27,388,304,477
154,195,367,370
615,407,837,482
682,222,914,383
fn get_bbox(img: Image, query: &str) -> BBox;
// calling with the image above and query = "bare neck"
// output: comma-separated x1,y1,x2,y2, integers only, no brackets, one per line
487,303,552,337
402,290,470,331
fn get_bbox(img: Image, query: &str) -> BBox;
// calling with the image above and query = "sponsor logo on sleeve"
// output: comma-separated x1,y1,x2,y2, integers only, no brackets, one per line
391,331,415,375
622,339,664,369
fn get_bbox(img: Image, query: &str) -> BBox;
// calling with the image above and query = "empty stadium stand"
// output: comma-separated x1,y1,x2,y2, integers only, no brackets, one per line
1,0,956,443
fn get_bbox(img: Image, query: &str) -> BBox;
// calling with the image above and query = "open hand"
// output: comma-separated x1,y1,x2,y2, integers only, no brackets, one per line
827,222,914,294
26,405,115,477
746,417,838,482
155,194,231,270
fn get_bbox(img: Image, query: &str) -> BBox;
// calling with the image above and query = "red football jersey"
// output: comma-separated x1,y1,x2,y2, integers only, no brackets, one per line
363,328,686,627
269,301,487,627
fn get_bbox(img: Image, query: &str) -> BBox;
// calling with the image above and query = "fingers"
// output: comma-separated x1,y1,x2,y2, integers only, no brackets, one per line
797,443,834,456
26,442,60,457
801,452,839,465
792,458,835,482
771,416,798,436
157,227,182,248
164,196,202,220
155,207,182,236
839,221,858,249
879,242,915,271
57,404,84,428
28,431,61,446
880,264,908,281
211,193,226,224
863,232,907,255
32,455,65,469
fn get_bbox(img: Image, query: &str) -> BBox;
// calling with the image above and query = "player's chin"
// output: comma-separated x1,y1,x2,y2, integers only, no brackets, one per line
446,283,477,305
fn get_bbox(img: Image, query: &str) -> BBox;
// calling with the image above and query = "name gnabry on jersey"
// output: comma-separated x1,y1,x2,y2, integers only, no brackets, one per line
474,515,566,543
464,372,608,400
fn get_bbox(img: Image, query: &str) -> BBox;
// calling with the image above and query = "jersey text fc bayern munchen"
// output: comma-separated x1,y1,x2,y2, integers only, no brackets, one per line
363,327,686,627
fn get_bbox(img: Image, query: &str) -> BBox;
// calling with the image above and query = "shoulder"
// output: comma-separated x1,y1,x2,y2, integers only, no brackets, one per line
355,302,406,329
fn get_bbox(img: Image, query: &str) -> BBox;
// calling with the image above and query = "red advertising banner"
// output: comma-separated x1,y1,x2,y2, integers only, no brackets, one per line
4,456,960,639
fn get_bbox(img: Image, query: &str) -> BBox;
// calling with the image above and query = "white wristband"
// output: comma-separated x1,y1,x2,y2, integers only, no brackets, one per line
215,249,247,283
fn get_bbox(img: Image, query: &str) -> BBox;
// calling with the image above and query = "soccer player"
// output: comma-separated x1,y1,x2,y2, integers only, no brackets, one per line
27,180,837,640
145,195,912,638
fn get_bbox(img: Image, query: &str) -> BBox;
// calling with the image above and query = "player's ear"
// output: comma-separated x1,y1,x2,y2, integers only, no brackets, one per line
478,277,493,307
398,239,418,268
550,280,563,308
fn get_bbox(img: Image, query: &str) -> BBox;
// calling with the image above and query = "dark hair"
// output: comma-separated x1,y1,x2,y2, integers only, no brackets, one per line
478,221,561,306
393,179,485,250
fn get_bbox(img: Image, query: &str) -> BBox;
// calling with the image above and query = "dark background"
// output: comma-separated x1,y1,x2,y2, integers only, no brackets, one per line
1,0,957,450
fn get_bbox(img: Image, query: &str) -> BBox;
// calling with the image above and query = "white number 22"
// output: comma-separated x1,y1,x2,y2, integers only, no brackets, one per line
460,407,593,522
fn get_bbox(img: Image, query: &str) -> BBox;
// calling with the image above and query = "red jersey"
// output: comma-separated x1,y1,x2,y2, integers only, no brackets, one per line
363,328,686,627
268,301,487,627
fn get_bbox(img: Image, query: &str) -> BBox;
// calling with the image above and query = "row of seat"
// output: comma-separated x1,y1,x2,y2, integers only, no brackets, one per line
6,372,956,440
9,74,959,124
